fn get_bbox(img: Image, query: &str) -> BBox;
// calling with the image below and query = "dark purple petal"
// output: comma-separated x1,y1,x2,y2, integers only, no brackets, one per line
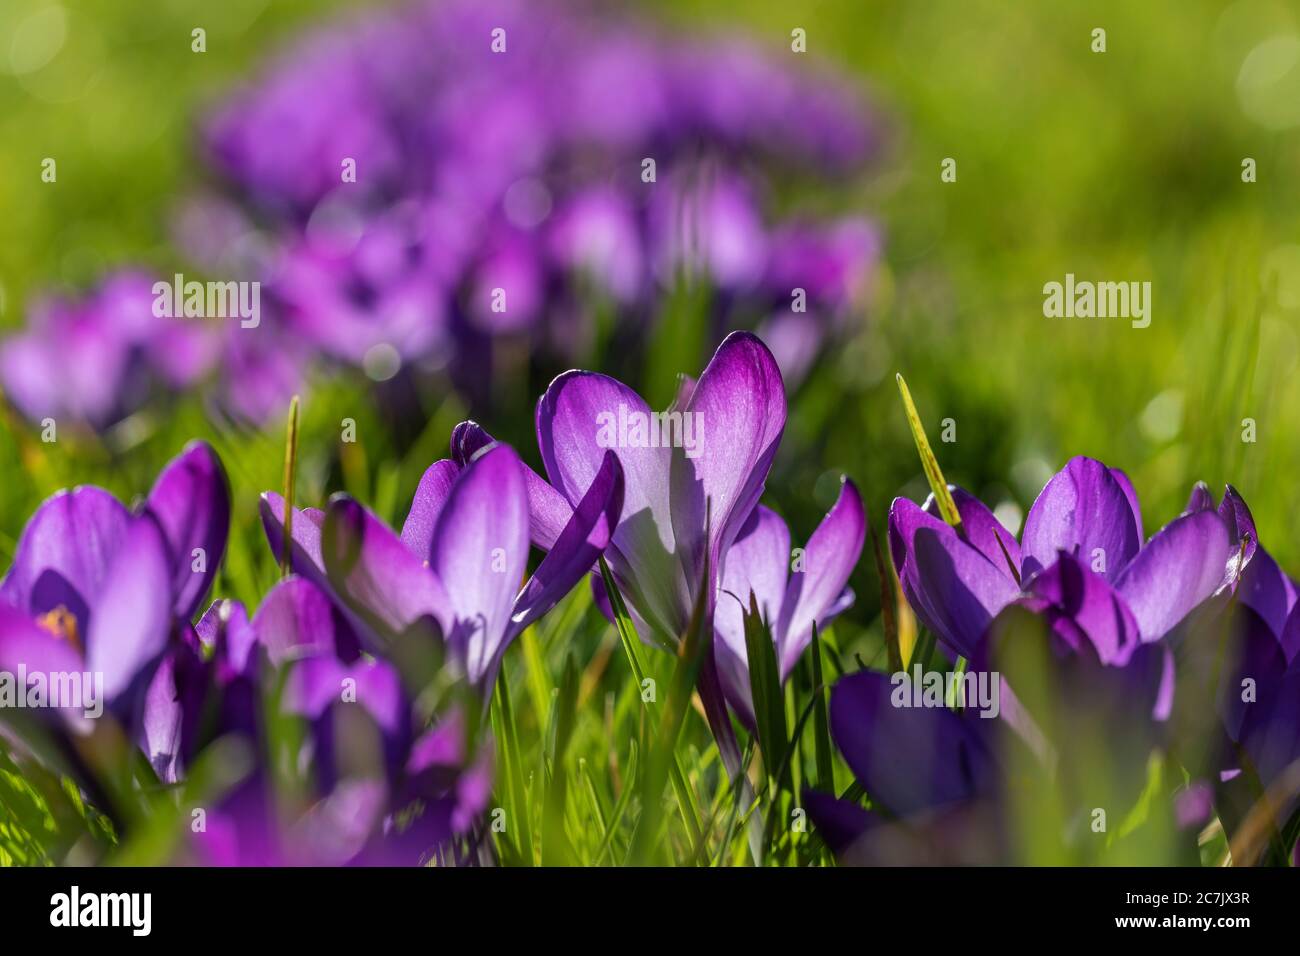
1023,552,1141,665
1020,456,1143,579
923,486,1020,581
830,670,998,816
802,789,875,856
907,525,1020,659
1185,481,1215,514
1114,510,1232,642
145,440,231,619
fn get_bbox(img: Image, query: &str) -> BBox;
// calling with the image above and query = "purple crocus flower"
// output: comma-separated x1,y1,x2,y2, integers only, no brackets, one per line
261,441,624,691
713,481,866,725
888,456,1234,660
0,273,220,429
152,576,489,866
809,603,1172,864
0,442,229,788
531,331,786,647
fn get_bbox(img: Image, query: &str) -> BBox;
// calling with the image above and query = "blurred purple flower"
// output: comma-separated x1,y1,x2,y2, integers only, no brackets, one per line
149,576,490,866
0,273,220,429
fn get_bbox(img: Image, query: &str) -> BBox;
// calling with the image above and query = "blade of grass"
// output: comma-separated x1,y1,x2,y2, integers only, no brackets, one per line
279,394,300,579
895,373,961,530
598,557,704,856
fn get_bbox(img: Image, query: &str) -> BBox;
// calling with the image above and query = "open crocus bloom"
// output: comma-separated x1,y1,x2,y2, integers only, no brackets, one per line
525,330,787,646
0,442,229,730
888,456,1234,660
713,478,865,725
264,441,623,690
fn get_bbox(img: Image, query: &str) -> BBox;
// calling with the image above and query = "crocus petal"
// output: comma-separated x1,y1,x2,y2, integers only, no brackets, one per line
802,789,875,856
453,420,573,551
429,444,530,685
1023,552,1141,665
1110,467,1144,542
0,487,130,624
1185,481,1215,514
898,518,1020,660
250,576,339,666
1114,510,1232,642
1020,456,1143,579
1237,545,1294,642
260,491,327,577
670,331,786,604
0,603,86,692
508,450,624,646
1218,484,1257,561
1283,604,1300,665
830,670,998,816
145,440,231,619
778,477,866,676
713,505,792,723
400,460,460,560
321,497,448,639
537,368,684,638
924,486,1020,582
86,513,175,703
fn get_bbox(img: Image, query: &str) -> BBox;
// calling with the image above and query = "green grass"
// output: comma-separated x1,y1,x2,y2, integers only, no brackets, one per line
2,0,1298,865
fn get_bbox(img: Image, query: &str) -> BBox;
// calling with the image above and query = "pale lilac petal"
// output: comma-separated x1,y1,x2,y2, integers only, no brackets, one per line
508,451,624,648
86,513,175,702
778,477,865,676
250,577,339,665
537,369,685,638
400,460,460,560
713,506,791,722
671,331,786,605
429,444,530,685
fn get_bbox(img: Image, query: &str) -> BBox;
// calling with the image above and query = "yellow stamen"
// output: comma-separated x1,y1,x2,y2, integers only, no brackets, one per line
36,605,82,654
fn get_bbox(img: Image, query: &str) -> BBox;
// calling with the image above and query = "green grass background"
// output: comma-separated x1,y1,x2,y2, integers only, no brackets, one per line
2,0,1298,865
